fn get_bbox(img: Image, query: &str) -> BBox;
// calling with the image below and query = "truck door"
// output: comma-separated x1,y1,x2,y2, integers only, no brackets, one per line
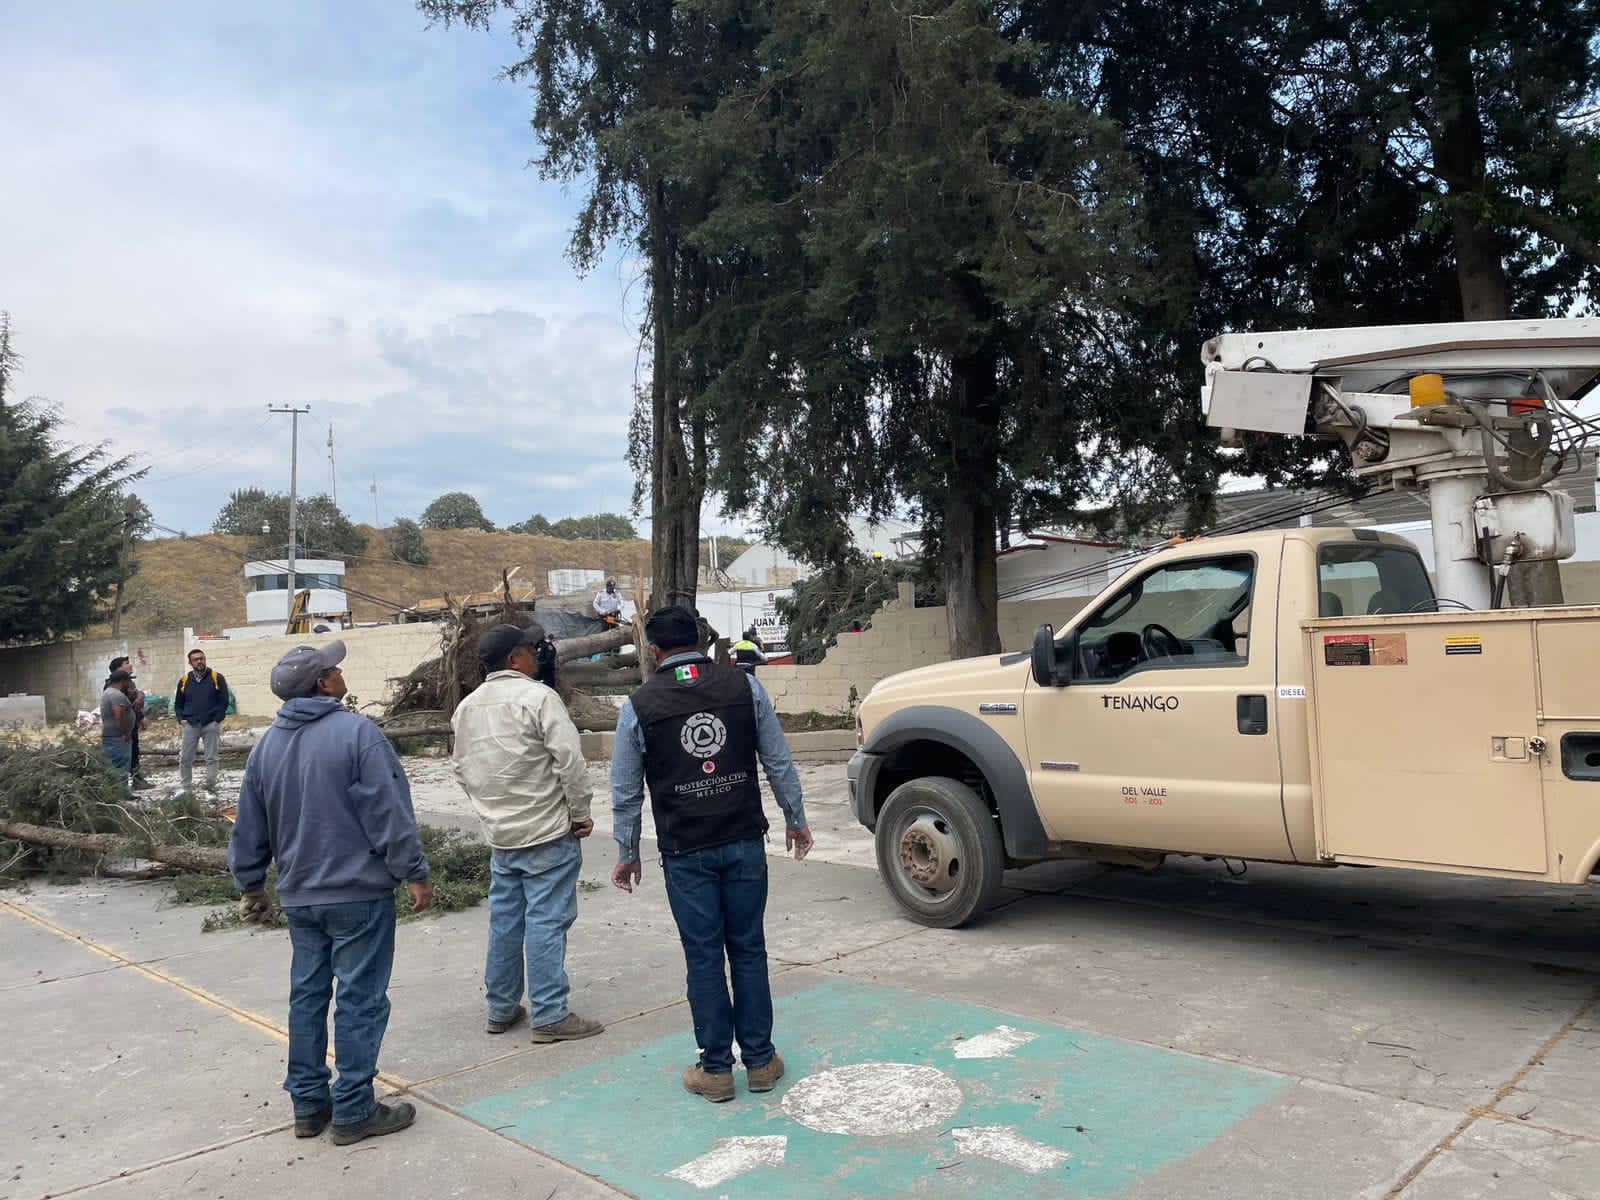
1022,549,1291,859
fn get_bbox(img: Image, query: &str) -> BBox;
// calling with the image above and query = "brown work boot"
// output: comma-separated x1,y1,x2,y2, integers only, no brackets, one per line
530,1012,605,1043
683,1064,736,1103
486,1004,526,1035
745,1051,785,1093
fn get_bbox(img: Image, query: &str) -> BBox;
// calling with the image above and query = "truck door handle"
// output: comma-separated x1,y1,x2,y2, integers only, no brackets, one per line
1237,694,1269,735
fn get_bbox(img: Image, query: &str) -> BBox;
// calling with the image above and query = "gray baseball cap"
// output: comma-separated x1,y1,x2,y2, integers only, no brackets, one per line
270,640,348,700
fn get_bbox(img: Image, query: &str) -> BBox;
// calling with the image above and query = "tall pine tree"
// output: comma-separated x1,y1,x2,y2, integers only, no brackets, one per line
684,0,1150,655
0,316,144,643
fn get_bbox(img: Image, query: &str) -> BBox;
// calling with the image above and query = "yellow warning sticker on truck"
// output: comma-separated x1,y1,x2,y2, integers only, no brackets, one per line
1444,634,1483,656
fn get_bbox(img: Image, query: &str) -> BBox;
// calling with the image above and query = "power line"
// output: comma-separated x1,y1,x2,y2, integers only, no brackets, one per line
998,488,1363,600
141,411,277,486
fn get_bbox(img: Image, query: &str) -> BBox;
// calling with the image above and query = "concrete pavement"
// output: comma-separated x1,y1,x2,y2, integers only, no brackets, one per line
5,769,1600,1199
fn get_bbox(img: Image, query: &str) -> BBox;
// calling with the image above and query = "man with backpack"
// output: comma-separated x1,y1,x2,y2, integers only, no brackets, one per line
176,647,230,794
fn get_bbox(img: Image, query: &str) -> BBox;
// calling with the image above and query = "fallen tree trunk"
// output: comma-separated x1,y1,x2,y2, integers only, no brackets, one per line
0,820,229,874
553,627,631,663
560,662,640,686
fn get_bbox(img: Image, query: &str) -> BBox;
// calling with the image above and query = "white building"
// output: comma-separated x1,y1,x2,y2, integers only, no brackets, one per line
724,516,921,589
548,567,607,595
241,558,350,627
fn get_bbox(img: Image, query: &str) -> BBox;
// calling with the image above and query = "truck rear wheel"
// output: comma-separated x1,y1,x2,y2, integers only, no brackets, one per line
875,775,1004,928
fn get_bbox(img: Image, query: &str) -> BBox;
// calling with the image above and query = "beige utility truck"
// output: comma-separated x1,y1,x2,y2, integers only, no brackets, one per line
851,319,1600,926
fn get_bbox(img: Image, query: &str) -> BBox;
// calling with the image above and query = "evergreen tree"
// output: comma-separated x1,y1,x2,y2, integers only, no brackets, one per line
687,0,1148,655
0,317,143,643
419,0,769,608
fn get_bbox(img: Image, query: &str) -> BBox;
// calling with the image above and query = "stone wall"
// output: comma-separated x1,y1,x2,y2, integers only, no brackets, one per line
761,592,1092,716
197,624,447,718
0,632,189,720
18,556,1599,724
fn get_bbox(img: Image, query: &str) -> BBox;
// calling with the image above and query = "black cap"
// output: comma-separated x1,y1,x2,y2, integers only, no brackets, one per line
477,623,539,669
644,605,699,651
109,655,131,673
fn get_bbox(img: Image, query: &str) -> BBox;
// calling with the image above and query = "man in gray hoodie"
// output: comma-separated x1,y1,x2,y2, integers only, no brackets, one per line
228,640,432,1147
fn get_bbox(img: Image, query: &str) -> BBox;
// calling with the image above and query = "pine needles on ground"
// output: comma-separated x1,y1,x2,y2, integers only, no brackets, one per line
2,732,491,931
167,825,491,932
0,732,233,882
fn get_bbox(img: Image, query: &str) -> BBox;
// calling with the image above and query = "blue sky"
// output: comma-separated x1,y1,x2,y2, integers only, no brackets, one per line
0,0,699,538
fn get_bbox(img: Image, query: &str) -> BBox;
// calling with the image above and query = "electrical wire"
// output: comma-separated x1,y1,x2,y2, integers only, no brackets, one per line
998,487,1366,601
140,413,279,486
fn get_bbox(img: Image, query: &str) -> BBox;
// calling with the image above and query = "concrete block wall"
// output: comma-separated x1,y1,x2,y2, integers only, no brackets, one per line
0,633,188,720
762,594,1092,716
199,624,447,718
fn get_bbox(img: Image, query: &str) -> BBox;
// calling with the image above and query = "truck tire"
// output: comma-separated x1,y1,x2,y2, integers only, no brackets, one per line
875,775,1004,928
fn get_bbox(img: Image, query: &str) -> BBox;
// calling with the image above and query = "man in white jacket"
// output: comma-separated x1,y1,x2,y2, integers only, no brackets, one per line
451,623,604,1043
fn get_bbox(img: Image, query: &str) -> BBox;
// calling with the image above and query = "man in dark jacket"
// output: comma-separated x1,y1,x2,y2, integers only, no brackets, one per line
175,647,229,794
610,606,812,1103
534,630,559,690
228,640,433,1146
109,656,151,788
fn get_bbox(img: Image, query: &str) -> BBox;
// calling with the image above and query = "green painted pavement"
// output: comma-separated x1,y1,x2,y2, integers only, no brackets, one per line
462,976,1287,1198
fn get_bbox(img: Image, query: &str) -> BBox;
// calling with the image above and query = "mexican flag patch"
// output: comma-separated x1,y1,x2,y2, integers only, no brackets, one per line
674,665,700,683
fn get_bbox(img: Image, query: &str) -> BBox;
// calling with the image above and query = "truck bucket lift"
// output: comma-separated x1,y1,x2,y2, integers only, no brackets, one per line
1201,319,1600,610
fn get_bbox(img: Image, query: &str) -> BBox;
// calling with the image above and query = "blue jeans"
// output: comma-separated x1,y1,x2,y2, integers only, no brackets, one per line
284,897,395,1126
485,835,581,1027
101,738,131,773
661,837,775,1075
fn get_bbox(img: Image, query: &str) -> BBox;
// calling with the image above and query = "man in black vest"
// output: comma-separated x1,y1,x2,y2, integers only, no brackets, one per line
610,605,812,1103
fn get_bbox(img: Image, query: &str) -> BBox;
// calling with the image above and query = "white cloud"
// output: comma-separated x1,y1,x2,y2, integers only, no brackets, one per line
0,0,657,536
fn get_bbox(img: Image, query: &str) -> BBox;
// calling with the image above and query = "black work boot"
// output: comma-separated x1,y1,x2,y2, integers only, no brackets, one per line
294,1103,333,1138
486,1004,526,1035
329,1100,416,1146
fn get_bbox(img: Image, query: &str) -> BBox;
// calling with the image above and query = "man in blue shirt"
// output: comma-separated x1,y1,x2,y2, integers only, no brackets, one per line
611,605,812,1103
229,640,432,1146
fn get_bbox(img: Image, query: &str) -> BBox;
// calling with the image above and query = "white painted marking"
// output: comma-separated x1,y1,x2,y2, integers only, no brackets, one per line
781,1063,963,1136
666,1136,787,1189
952,1025,1039,1059
1278,685,1307,700
952,1126,1071,1173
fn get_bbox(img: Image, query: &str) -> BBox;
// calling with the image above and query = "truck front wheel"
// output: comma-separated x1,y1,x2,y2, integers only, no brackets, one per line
875,775,1004,928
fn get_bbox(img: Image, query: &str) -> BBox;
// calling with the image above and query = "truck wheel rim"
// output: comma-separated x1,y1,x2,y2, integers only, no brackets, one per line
894,809,962,900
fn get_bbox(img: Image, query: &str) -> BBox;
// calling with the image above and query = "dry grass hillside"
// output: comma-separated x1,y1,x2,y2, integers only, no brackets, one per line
112,527,653,635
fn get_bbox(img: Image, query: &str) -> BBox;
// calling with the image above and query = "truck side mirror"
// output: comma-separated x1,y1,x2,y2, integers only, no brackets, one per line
1031,624,1060,687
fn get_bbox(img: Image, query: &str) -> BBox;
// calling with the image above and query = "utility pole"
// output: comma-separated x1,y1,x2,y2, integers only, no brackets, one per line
111,497,136,638
370,479,380,528
269,405,311,613
327,422,337,509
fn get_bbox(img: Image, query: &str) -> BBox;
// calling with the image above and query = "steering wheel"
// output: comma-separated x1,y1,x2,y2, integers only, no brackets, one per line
1140,622,1184,660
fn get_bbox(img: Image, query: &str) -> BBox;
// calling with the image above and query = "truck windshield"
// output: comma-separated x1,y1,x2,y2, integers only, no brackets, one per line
1317,543,1435,616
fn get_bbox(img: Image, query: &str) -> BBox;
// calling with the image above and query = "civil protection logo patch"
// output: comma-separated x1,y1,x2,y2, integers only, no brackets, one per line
680,712,728,759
